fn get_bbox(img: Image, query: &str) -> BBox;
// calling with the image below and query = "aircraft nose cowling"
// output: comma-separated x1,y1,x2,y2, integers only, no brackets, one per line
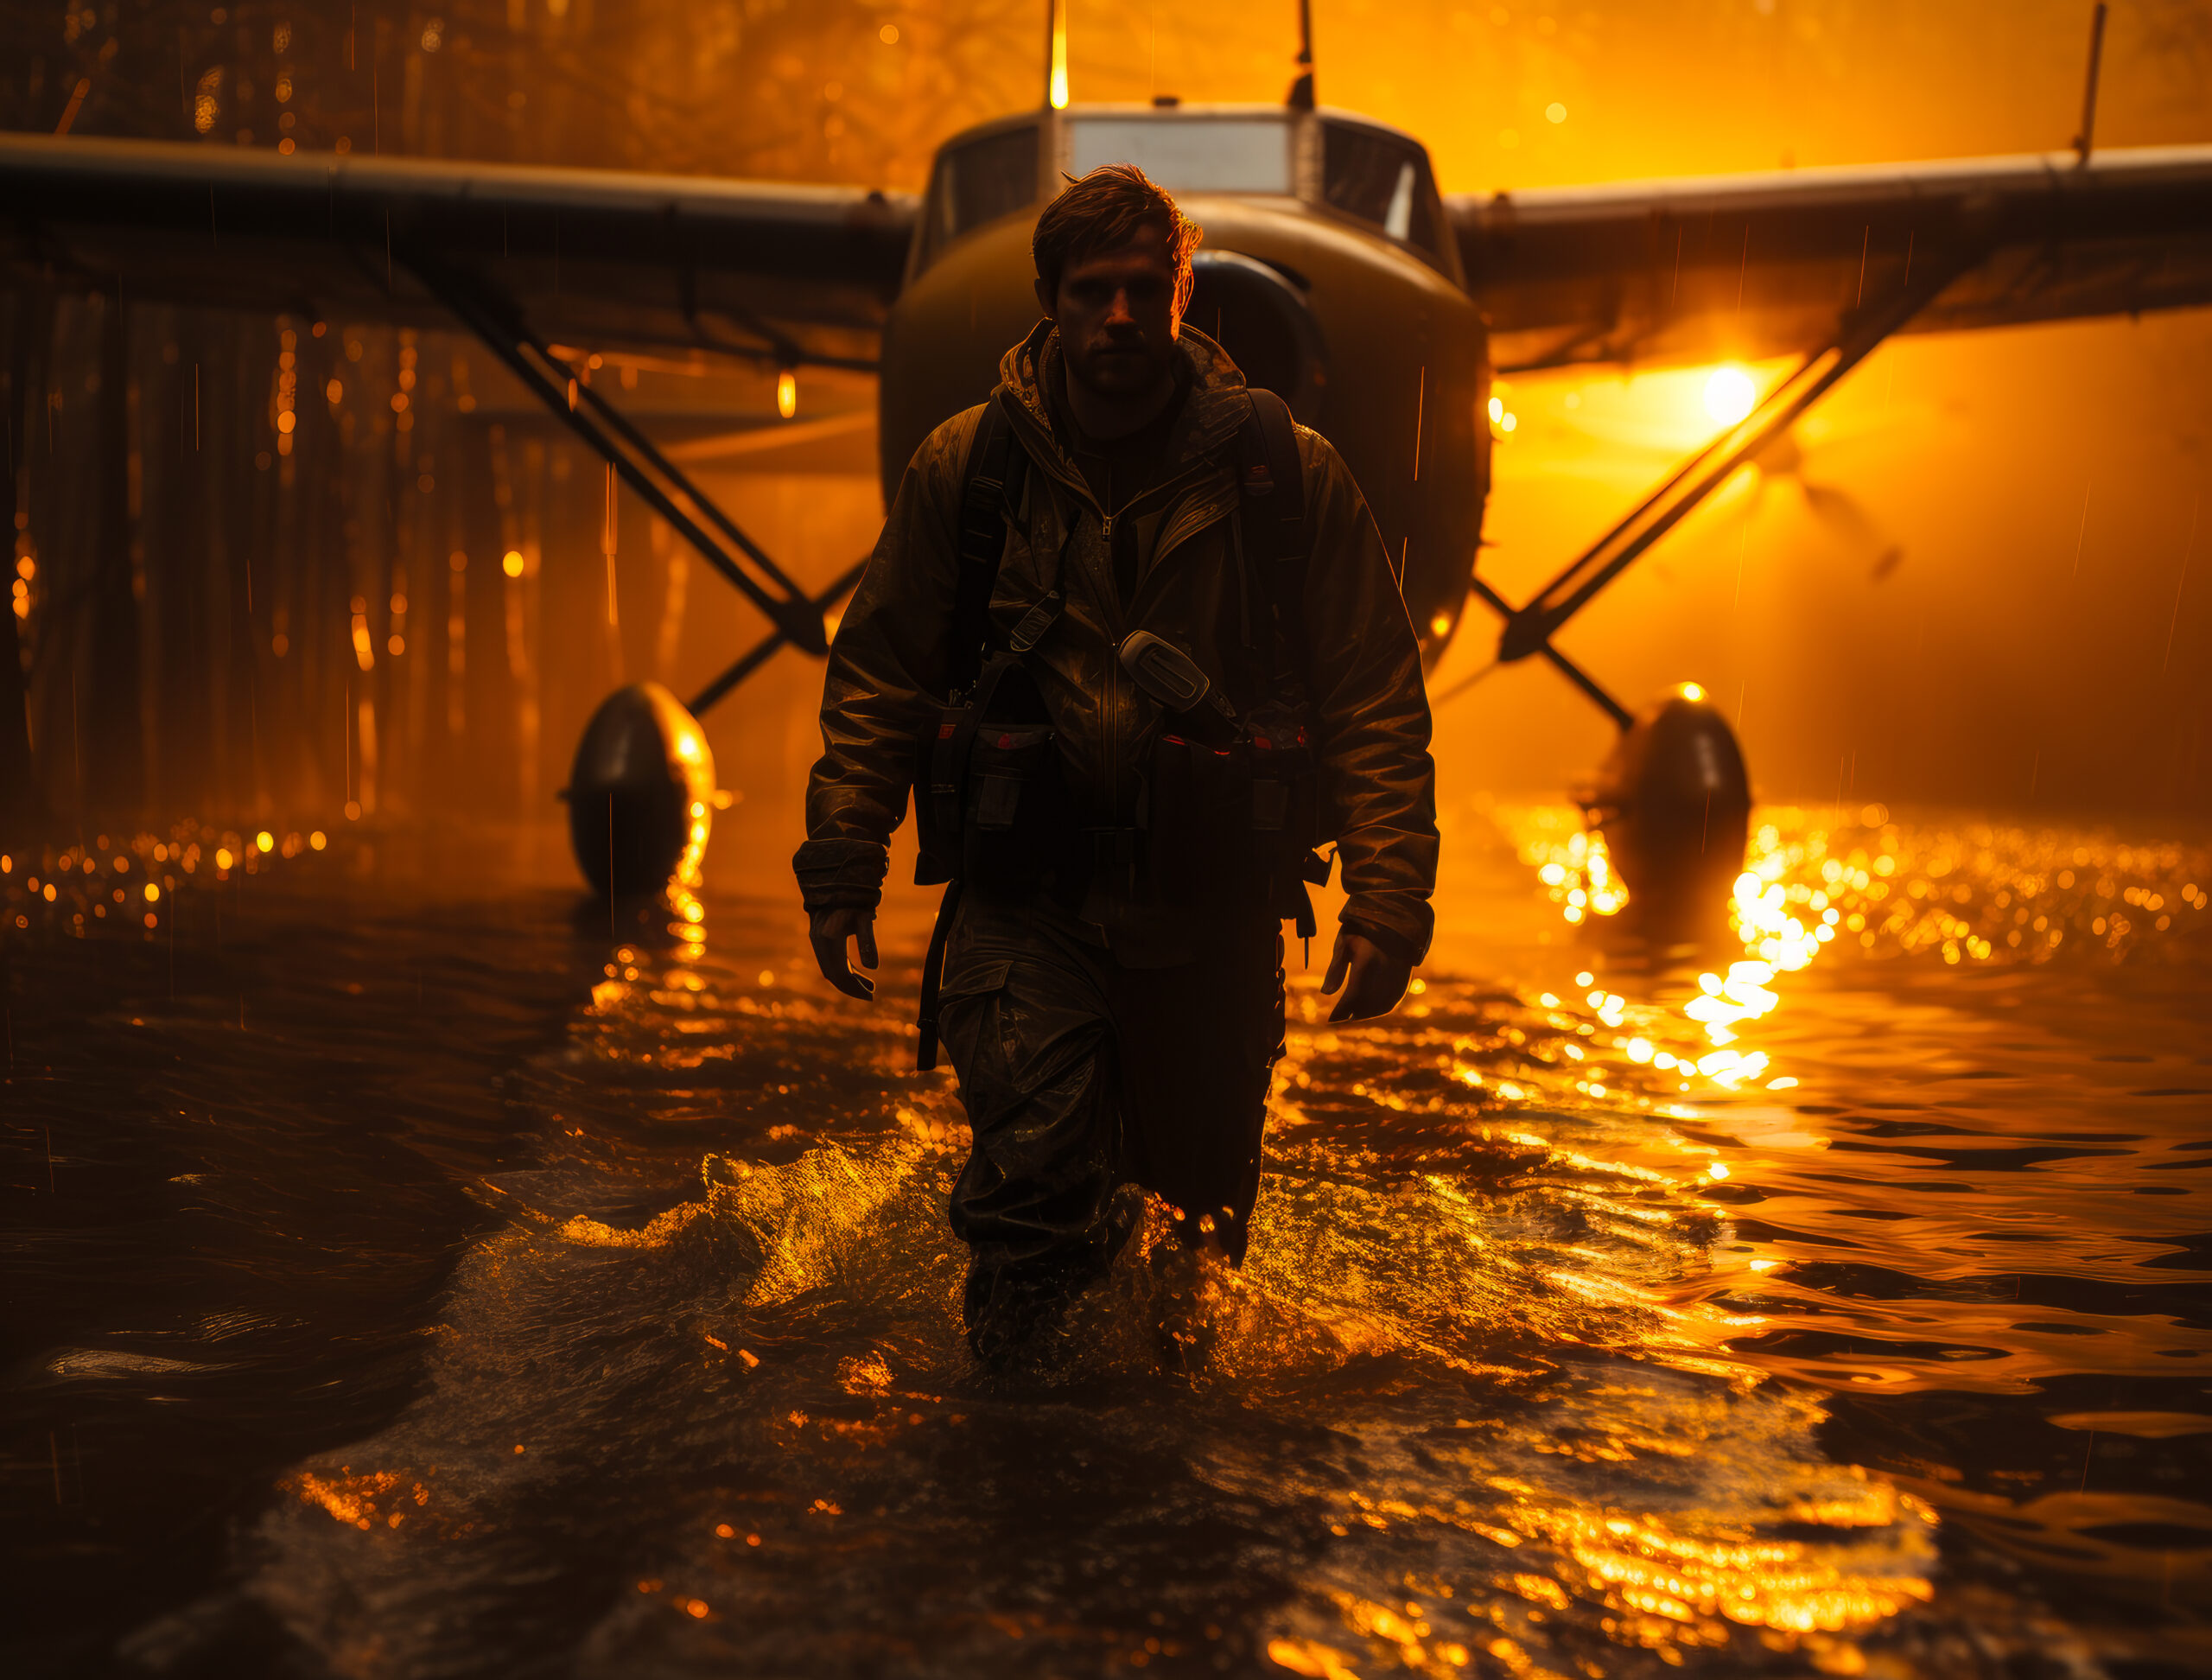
564,683,718,899
1582,690,1751,938
1185,251,1329,427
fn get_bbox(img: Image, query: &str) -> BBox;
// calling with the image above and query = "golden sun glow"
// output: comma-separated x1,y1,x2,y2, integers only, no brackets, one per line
1703,366,1757,427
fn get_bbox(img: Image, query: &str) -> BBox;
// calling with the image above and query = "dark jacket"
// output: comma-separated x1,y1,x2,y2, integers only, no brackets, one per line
796,322,1439,964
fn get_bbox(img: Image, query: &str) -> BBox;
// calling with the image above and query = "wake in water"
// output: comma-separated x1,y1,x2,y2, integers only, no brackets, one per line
17,805,2198,1677
195,927,1964,1680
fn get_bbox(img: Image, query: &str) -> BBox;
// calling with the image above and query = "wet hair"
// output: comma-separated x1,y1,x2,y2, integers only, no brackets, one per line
1032,163,1201,315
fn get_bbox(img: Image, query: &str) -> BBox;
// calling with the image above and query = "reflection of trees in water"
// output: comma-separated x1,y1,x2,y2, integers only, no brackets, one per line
3,3,1027,835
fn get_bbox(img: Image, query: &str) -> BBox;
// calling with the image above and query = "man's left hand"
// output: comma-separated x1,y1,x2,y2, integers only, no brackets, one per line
1321,928,1413,1023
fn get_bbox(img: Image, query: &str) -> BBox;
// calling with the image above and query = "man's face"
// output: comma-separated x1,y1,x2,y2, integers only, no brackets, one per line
1036,221,1181,399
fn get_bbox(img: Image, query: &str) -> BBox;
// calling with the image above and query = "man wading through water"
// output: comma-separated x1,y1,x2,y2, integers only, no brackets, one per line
798,165,1437,1364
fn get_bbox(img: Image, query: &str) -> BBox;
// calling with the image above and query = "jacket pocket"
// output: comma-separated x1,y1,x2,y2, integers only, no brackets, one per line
967,727,1056,832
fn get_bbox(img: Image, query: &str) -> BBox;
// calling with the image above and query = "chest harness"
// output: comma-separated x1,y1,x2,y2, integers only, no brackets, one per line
912,386,1327,1070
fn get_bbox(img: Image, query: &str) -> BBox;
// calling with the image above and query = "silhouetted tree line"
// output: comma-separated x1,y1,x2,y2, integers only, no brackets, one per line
1,0,1029,842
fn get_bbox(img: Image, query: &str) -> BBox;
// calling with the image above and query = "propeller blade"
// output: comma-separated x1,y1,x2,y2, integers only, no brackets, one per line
1801,480,1905,579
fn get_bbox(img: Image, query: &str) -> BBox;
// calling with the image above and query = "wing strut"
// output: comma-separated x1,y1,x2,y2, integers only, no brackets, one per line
1461,574,1633,729
689,557,870,716
404,254,833,665
1473,237,1983,722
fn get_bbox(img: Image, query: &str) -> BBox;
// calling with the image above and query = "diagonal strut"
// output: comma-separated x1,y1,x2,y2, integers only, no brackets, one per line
1462,236,1987,729
406,254,830,657
689,558,869,716
1492,240,1981,674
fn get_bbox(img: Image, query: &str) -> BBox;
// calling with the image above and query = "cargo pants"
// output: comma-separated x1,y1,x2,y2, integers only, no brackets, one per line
935,890,1287,1353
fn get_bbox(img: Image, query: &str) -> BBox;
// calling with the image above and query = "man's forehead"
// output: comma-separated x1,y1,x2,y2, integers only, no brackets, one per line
1062,222,1175,278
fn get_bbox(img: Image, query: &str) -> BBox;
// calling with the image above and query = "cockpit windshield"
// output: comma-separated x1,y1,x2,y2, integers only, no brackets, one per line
923,124,1040,259
1067,116,1294,195
1321,120,1440,258
914,111,1448,279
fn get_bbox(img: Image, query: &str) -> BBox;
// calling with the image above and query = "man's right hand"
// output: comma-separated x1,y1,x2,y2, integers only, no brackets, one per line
809,906,879,1000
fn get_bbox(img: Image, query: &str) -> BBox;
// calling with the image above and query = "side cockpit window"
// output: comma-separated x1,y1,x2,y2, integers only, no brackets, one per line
919,125,1040,268
1321,121,1442,261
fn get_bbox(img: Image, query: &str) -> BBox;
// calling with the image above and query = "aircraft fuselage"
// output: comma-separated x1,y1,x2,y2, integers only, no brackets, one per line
878,105,1490,663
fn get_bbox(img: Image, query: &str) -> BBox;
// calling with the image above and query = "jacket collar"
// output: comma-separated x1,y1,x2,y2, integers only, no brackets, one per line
995,320,1252,506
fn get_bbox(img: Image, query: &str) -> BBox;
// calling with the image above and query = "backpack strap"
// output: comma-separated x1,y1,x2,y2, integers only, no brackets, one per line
918,398,1031,1073
1236,387,1310,691
948,396,1030,697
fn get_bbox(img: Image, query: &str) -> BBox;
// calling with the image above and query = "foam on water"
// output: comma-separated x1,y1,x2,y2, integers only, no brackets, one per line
219,896,1974,1680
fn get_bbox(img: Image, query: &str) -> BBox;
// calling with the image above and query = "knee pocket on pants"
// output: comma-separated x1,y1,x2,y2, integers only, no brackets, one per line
938,958,1015,1012
938,958,1018,1067
938,958,1104,1104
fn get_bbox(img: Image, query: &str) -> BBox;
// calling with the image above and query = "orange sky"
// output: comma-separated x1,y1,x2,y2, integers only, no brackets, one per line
1025,0,2211,815
1061,0,2209,187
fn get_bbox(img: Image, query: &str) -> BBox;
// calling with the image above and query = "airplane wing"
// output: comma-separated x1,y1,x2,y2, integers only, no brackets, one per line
0,133,918,371
1446,146,2212,373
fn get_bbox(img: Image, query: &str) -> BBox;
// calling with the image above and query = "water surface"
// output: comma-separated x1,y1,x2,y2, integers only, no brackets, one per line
4,806,2207,1677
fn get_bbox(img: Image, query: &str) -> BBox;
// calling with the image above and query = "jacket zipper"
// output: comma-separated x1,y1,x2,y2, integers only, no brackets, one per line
1101,509,1121,822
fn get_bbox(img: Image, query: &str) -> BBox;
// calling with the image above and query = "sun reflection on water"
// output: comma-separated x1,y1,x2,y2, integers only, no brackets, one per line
119,799,2201,1679
1529,823,1630,926
1497,805,2211,1104
0,820,342,938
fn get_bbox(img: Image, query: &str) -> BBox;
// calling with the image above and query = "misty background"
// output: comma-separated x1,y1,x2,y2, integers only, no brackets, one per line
3,0,2207,856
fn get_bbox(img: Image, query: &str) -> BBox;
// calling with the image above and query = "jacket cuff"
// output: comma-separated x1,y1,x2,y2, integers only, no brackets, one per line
792,837,889,912
1339,908,1428,968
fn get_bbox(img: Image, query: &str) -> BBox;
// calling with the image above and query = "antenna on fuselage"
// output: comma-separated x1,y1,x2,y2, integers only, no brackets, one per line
1288,0,1315,111
2071,1,2107,165
1045,0,1069,111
